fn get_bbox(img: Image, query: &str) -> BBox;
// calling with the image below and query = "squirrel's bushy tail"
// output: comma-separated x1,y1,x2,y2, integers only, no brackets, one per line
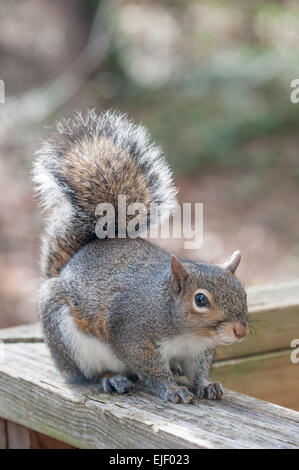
33,109,177,278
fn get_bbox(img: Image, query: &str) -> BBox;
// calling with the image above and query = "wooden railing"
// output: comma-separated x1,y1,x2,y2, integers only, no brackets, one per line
0,280,298,449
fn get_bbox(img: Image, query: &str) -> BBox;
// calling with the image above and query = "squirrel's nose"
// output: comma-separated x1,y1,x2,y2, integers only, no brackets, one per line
233,322,249,340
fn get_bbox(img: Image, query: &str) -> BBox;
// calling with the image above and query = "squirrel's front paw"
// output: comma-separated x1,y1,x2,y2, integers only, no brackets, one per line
193,382,223,400
165,385,196,404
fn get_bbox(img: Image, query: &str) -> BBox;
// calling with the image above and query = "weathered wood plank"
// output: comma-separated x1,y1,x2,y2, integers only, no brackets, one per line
28,429,75,449
0,418,74,449
212,349,299,412
247,280,299,309
0,419,7,449
6,421,30,449
0,323,42,343
0,340,298,449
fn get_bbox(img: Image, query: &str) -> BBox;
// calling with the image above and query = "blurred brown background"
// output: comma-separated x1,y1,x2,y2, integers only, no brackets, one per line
0,0,299,329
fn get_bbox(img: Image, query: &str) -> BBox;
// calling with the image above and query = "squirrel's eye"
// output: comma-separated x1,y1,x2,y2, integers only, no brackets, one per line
194,292,209,308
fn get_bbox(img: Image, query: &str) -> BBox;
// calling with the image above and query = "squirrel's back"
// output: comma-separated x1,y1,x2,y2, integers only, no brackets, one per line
33,109,177,278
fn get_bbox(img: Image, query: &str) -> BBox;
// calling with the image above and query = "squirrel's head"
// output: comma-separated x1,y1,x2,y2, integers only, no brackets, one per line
170,251,249,345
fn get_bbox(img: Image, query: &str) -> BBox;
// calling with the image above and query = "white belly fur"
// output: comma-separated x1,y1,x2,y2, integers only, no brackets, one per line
159,335,213,370
59,307,127,379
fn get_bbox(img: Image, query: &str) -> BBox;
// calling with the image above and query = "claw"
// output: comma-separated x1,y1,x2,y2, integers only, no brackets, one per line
166,385,196,404
194,382,223,400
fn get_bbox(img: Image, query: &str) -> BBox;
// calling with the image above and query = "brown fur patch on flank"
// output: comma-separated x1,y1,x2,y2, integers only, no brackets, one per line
70,301,109,341
72,308,93,335
93,310,109,341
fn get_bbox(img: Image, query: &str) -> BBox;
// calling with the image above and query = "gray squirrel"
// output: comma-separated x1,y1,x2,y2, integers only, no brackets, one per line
33,109,249,404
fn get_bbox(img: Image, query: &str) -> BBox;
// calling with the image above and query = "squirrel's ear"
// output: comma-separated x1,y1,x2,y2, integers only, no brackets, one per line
171,255,189,295
221,250,241,274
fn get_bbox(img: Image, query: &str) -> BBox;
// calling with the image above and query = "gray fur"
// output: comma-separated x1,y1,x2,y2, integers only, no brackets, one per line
33,109,249,404
38,278,88,383
32,109,178,278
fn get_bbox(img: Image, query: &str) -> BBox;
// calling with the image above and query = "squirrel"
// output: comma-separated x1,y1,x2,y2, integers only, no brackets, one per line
33,109,249,404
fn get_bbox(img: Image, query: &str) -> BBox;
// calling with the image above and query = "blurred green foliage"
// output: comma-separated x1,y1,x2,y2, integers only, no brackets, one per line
82,0,299,176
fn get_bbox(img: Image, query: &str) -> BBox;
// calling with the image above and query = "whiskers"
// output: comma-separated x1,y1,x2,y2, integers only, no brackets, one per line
247,317,268,349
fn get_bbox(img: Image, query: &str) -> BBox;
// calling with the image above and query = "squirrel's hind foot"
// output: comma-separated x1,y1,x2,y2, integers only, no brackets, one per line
101,374,135,395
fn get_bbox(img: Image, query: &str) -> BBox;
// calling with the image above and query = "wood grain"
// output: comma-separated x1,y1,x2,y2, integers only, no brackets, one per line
28,429,75,449
0,339,298,449
0,323,43,343
6,421,30,449
0,418,7,449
